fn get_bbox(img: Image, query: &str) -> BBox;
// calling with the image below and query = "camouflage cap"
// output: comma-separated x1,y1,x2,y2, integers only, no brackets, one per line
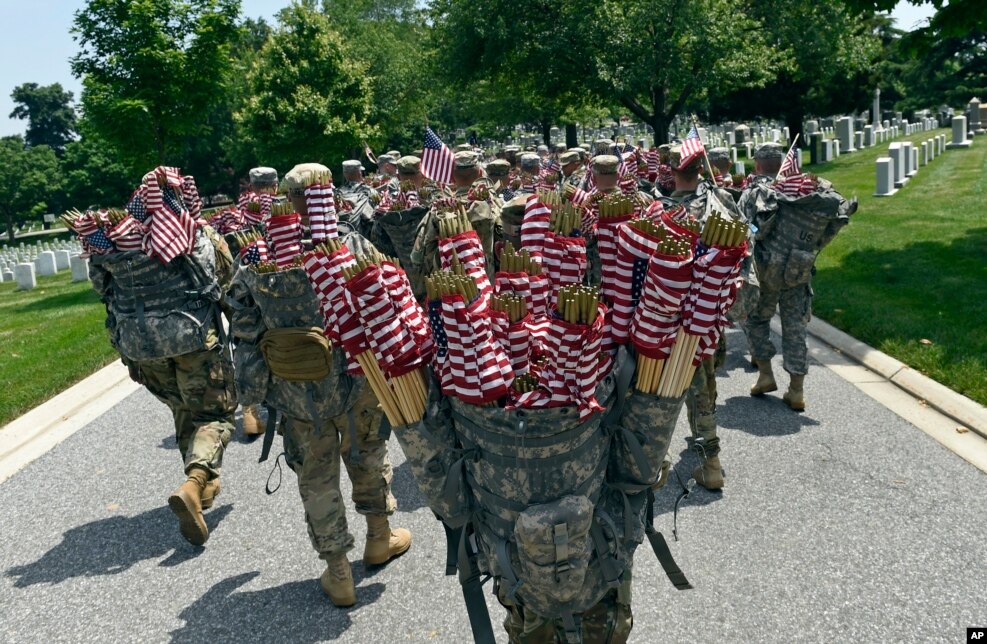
593,138,615,152
519,153,541,170
386,150,401,159
284,163,331,191
592,155,620,175
454,143,473,152
376,154,396,166
754,142,785,160
396,155,421,174
707,147,730,163
658,144,673,153
249,166,278,185
668,145,702,173
486,159,511,177
454,150,480,168
504,145,521,153
536,144,549,154
412,149,423,158
553,143,567,153
342,160,364,173
559,150,581,165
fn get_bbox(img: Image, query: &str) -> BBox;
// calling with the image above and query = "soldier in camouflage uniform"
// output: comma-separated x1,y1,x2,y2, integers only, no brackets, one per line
90,178,237,545
740,143,855,411
374,155,435,299
707,147,734,188
228,212,411,608
560,149,587,190
373,154,400,194
653,145,750,490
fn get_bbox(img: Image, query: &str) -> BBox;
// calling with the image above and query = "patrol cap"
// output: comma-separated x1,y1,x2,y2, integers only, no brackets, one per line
753,142,785,160
412,149,423,158
396,155,422,174
454,143,473,152
554,143,567,153
591,155,620,175
559,150,581,165
486,159,511,177
376,154,395,166
658,144,672,153
249,166,278,185
519,153,541,171
707,147,730,163
504,145,521,153
593,138,615,152
386,150,401,159
454,150,479,168
668,145,702,173
536,144,549,154
342,160,364,173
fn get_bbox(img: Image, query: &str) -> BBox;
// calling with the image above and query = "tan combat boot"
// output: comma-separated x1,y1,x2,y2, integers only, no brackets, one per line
168,468,210,545
783,374,806,411
363,514,412,566
692,455,725,490
242,404,265,436
750,359,778,396
200,478,221,510
320,554,356,607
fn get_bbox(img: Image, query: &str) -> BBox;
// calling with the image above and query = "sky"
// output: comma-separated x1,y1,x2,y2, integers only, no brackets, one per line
0,0,939,138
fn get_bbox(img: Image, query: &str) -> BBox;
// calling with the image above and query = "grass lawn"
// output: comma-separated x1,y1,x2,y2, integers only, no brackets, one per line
807,128,987,406
0,271,118,426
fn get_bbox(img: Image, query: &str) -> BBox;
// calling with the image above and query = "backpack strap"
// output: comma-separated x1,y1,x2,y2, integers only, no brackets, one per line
258,405,280,463
644,489,693,590
456,522,497,644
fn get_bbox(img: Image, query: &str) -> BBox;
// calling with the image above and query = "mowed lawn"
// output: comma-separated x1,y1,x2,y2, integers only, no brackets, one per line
0,272,118,426
808,128,987,406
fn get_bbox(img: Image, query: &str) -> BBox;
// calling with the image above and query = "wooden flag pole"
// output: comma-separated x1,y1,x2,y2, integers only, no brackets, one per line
691,114,716,181
774,133,801,182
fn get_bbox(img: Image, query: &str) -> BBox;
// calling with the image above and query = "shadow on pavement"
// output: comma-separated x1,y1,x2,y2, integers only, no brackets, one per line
390,461,427,512
717,395,820,436
5,505,233,587
169,571,385,643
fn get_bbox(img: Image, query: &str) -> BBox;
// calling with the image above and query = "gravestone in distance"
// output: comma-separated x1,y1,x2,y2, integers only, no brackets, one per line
15,263,36,290
874,158,897,197
836,117,856,153
70,254,90,283
947,116,972,148
54,250,70,271
35,251,57,277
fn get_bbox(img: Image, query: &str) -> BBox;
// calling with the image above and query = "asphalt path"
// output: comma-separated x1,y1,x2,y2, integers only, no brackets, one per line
1,327,985,643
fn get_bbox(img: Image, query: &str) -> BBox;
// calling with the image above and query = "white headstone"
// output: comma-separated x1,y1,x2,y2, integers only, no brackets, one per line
35,250,57,276
927,139,935,160
969,97,983,134
70,254,90,283
2,269,13,283
947,116,971,148
54,249,71,271
873,88,881,129
15,262,36,290
911,148,919,175
730,147,738,163
863,125,875,147
734,161,745,175
854,131,864,149
874,157,896,196
901,142,916,177
888,143,907,187
921,142,929,165
834,139,841,157
836,117,856,152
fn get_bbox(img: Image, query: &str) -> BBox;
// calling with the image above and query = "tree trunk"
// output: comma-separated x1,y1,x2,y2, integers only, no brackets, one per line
651,114,672,146
5,211,15,243
784,110,805,150
540,119,552,146
565,123,578,148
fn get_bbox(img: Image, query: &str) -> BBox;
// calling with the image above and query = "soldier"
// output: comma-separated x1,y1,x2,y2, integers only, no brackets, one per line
340,160,372,195
90,167,237,546
373,156,434,299
740,143,855,411
560,149,587,189
486,158,513,196
228,171,411,607
654,144,675,195
654,145,748,490
517,153,542,193
374,154,400,193
707,147,733,187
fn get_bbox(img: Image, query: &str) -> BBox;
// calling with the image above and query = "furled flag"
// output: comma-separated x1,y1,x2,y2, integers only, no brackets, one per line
362,141,377,164
422,126,455,185
680,125,705,168
141,167,199,264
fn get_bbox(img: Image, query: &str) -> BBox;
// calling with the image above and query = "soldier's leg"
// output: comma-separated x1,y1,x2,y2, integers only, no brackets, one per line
778,284,812,411
282,416,356,607
337,385,410,566
173,344,237,479
686,359,723,490
137,358,190,459
746,282,782,395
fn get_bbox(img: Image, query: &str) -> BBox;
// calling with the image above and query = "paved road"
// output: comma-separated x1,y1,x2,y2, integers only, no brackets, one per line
2,328,985,643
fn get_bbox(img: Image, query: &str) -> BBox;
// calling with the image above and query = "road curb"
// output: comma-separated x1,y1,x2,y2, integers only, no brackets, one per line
806,317,987,439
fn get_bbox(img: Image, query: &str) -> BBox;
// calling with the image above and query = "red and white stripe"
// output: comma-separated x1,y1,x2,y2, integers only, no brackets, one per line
438,230,492,304
520,195,551,259
440,294,513,404
106,215,145,251
608,222,664,345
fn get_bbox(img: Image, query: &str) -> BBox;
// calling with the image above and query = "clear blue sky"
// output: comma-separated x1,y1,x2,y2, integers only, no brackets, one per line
0,0,938,138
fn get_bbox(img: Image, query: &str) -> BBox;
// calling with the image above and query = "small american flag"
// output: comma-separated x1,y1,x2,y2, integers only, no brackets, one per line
680,125,705,168
142,167,198,264
422,126,455,185
84,228,115,254
127,192,149,222
777,145,801,179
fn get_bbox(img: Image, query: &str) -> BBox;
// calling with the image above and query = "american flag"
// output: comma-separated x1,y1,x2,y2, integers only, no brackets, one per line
127,192,149,222
777,145,801,179
241,239,269,265
680,125,705,168
84,228,115,255
142,167,198,264
422,126,455,185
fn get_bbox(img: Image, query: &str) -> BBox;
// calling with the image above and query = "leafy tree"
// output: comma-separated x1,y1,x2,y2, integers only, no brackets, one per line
70,0,241,173
896,28,987,111
234,2,377,172
432,0,774,144
0,137,61,242
58,121,136,211
9,83,78,154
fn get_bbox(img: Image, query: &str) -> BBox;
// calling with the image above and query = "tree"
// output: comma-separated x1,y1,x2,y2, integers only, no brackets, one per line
896,28,987,111
432,0,775,144
9,83,78,154
59,121,135,211
234,2,377,172
0,137,61,242
71,0,241,173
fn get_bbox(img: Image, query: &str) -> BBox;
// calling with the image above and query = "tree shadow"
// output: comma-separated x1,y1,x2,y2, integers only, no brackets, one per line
17,287,102,312
5,505,233,587
717,395,821,437
390,460,427,513
169,571,385,643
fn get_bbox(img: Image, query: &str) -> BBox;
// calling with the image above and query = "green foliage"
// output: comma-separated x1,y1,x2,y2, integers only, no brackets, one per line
58,121,136,211
9,83,78,154
0,137,61,242
896,29,987,111
71,0,241,173
234,2,377,172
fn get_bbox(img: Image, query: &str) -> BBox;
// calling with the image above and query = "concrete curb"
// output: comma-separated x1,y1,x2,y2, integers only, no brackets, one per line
0,360,141,484
806,317,987,439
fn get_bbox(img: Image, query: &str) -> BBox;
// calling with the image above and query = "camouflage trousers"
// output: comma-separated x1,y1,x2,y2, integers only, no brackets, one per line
685,355,720,457
282,385,397,558
745,280,812,376
498,570,633,643
137,342,237,479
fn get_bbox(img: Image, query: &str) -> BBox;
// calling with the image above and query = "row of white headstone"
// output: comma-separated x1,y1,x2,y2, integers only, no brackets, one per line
0,238,89,291
817,116,940,163
874,135,949,197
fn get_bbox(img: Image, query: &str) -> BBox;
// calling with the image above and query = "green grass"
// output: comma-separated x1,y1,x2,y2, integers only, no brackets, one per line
808,128,987,406
0,271,118,426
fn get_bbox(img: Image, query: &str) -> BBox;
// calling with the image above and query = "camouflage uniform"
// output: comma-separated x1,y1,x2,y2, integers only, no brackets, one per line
90,228,237,479
227,255,398,560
